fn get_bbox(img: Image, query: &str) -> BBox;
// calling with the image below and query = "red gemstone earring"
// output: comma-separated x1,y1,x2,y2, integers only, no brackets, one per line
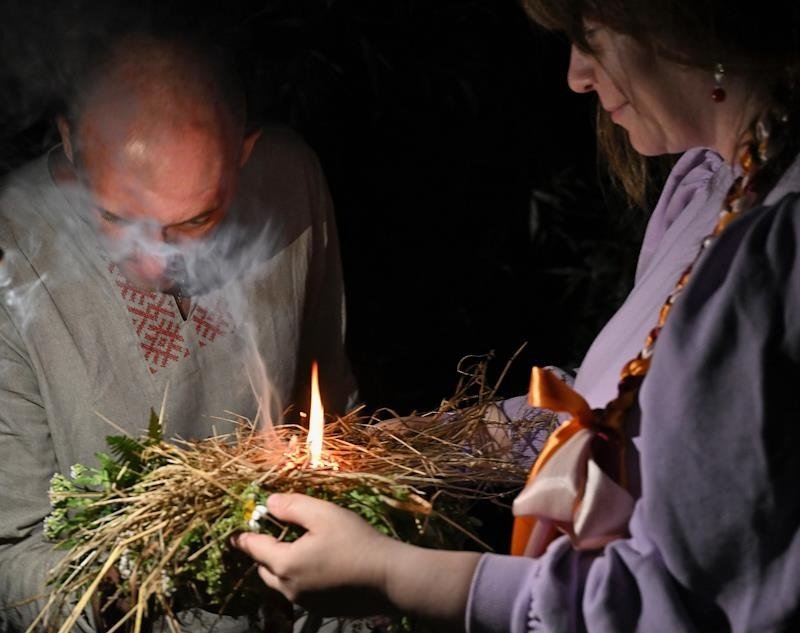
711,63,726,103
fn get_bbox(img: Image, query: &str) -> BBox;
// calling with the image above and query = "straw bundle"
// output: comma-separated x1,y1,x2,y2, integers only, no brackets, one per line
33,355,555,633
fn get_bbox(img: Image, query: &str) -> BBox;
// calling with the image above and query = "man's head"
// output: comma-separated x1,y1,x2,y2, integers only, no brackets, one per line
57,33,261,291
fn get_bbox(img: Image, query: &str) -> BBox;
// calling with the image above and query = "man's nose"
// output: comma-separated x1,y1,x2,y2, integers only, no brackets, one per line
139,222,174,244
567,44,596,94
135,252,169,279
133,223,171,276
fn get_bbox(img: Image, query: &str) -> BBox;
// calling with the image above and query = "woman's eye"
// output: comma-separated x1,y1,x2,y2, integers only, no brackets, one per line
584,27,598,38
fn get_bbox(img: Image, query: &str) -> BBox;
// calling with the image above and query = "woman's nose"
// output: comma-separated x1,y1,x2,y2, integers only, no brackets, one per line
567,45,596,94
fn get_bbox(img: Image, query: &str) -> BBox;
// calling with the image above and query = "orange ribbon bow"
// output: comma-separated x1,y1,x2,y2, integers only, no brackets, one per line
510,367,635,558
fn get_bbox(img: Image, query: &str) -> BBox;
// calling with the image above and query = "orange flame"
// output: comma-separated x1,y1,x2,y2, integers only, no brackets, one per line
307,361,324,467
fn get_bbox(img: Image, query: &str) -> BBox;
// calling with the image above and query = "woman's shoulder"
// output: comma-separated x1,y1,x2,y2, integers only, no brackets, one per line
744,190,800,277
718,149,800,268
684,190,800,317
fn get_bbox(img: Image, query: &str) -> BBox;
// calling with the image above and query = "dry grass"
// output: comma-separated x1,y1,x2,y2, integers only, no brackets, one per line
32,354,555,633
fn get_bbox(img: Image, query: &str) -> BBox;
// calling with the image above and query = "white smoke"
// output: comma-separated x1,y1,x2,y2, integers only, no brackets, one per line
0,5,292,432
90,199,288,429
0,171,286,430
0,250,49,332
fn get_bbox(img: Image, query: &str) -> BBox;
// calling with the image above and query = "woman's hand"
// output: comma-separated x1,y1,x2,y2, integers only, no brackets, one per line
231,493,398,616
231,493,481,629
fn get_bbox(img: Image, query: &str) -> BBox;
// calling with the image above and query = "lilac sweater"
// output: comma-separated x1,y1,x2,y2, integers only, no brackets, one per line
467,149,800,632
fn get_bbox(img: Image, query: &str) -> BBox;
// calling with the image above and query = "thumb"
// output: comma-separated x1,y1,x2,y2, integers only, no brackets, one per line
267,492,332,529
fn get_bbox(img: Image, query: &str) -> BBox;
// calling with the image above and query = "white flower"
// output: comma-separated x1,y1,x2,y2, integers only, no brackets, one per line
49,473,70,494
43,513,63,540
118,549,133,580
247,504,269,531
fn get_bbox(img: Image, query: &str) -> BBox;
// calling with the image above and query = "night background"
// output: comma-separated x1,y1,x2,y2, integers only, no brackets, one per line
0,1,646,417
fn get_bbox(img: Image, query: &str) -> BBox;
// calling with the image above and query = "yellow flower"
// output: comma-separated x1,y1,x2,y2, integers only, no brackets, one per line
242,498,256,522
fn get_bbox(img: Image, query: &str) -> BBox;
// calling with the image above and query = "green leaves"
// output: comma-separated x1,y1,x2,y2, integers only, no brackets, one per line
147,408,163,443
44,412,167,551
345,487,394,536
106,435,147,471
42,410,471,632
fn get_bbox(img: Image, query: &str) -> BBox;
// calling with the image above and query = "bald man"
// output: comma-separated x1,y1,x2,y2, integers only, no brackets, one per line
0,34,355,631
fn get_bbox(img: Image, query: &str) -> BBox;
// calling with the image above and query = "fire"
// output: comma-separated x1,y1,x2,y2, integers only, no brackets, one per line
306,361,324,467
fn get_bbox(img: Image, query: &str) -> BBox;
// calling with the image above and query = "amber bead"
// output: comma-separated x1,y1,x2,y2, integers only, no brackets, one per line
718,212,738,230
622,357,650,377
648,327,662,349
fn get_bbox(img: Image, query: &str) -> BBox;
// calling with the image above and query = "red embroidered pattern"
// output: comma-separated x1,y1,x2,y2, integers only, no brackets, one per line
192,305,232,347
109,264,233,374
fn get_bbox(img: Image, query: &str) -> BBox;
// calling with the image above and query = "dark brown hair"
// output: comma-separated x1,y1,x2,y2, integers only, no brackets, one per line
521,0,800,207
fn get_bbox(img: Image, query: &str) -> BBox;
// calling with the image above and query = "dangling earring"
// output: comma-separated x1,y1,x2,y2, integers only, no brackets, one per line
711,63,726,103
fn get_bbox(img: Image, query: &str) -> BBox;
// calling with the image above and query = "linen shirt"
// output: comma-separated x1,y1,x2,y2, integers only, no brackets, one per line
0,127,355,631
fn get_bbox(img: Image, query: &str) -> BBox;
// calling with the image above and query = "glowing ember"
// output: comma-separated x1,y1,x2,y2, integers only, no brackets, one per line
306,361,324,467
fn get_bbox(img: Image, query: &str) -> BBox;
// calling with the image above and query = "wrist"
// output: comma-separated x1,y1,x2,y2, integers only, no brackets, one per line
377,535,413,609
382,541,481,629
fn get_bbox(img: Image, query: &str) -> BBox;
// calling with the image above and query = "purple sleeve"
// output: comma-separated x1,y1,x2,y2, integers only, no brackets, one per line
468,543,601,633
467,183,800,631
468,520,698,633
466,554,540,633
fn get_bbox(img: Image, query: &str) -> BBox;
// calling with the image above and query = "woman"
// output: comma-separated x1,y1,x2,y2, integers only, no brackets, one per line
233,1,800,630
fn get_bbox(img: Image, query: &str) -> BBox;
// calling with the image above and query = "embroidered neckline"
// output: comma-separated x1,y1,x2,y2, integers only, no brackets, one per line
108,263,233,374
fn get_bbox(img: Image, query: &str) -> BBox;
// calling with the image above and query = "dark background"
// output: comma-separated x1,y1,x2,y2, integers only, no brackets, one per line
0,0,646,413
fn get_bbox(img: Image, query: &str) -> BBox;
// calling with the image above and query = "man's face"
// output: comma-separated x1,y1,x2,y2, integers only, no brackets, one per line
76,113,240,292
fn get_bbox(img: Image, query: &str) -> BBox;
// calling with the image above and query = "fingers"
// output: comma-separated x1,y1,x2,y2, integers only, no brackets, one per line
256,562,285,593
265,492,336,527
233,531,304,602
231,535,292,596
231,531,283,565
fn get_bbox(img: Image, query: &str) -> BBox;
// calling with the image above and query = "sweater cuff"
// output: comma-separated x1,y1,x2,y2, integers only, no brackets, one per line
466,553,539,633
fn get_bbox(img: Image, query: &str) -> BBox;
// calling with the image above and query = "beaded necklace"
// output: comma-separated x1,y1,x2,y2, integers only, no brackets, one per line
513,113,797,557
590,128,771,486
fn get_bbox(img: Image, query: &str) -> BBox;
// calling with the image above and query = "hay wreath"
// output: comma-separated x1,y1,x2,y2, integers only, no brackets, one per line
33,355,555,632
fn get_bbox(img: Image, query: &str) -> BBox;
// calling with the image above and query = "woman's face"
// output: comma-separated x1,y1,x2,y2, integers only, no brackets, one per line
567,22,711,156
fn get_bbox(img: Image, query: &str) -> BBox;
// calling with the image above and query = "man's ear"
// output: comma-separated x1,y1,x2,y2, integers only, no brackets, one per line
239,128,263,167
56,116,75,164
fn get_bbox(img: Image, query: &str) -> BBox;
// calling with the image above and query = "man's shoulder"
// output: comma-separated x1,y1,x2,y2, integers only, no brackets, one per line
0,151,95,296
0,152,58,248
0,152,53,205
252,125,318,163
244,125,323,189
234,126,331,251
